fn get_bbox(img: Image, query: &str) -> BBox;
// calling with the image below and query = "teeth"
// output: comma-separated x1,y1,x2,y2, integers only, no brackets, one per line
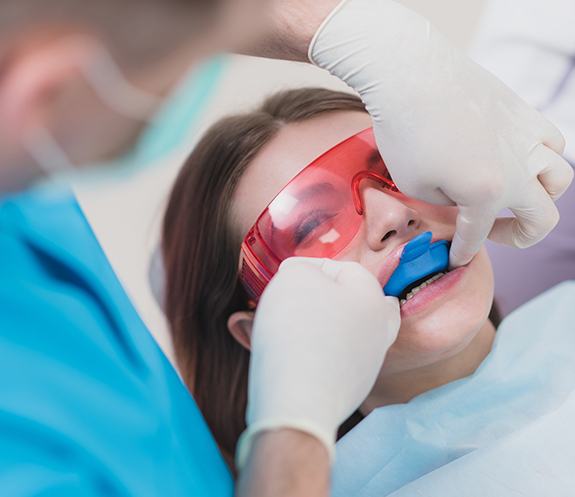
399,272,446,306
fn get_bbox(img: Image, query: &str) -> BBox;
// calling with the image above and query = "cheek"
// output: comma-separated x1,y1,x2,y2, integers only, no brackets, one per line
383,248,494,373
332,197,494,372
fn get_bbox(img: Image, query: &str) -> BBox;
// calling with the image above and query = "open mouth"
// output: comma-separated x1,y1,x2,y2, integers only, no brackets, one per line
382,232,451,304
398,270,449,305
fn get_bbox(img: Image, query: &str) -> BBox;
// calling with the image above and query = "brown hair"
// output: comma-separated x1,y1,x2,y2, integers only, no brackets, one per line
162,87,503,472
162,88,367,470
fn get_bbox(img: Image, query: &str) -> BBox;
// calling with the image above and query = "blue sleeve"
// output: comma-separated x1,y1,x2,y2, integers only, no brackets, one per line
0,190,233,497
0,268,142,497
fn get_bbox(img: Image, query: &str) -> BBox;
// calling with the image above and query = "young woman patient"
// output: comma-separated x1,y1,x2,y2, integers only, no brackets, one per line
160,88,502,471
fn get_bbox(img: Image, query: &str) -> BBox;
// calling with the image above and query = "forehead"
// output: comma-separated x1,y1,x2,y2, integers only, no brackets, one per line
232,110,372,237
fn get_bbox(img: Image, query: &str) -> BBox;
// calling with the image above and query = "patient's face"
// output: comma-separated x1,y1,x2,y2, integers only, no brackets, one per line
231,111,494,376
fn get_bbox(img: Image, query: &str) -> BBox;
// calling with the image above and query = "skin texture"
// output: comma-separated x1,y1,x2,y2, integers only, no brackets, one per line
228,110,497,413
238,0,341,61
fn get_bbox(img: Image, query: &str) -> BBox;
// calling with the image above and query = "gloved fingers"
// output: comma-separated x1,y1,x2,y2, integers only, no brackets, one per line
380,297,401,341
279,256,383,291
519,104,566,154
278,256,329,275
539,117,566,155
318,258,359,282
327,260,383,291
449,205,497,268
279,256,349,282
488,182,560,248
393,180,454,206
529,143,574,200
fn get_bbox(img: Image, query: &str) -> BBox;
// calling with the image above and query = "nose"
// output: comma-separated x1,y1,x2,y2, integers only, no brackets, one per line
361,182,420,251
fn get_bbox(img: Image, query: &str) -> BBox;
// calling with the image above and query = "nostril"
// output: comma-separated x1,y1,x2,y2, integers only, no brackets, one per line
408,219,416,226
381,230,397,242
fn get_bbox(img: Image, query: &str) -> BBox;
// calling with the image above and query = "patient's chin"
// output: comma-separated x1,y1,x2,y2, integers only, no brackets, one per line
380,252,494,374
382,317,487,374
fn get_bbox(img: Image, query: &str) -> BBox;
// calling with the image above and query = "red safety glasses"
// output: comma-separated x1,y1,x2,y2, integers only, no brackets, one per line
239,127,399,301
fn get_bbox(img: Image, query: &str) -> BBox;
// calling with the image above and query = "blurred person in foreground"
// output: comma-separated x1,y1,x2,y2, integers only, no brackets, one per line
0,1,571,496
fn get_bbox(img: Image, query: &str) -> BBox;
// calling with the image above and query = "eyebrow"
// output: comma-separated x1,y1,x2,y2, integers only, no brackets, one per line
295,182,337,201
288,152,382,205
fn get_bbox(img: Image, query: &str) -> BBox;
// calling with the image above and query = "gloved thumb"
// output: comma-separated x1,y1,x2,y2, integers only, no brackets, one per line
450,205,496,267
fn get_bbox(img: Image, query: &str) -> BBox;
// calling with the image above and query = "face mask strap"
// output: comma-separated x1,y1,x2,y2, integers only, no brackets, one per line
22,43,167,179
23,125,76,176
80,44,163,123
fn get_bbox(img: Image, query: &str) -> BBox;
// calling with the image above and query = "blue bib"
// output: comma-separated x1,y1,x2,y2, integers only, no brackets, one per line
332,281,575,497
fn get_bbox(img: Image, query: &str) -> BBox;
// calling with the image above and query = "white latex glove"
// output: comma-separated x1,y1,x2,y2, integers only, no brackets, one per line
309,0,573,267
235,257,400,468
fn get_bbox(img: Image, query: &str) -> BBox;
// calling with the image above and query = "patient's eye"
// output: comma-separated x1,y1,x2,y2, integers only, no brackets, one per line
294,211,337,246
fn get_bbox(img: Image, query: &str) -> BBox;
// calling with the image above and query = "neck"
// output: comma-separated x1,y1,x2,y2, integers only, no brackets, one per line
360,319,496,414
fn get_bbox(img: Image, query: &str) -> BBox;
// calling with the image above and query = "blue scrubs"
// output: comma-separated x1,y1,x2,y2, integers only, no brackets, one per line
0,188,232,496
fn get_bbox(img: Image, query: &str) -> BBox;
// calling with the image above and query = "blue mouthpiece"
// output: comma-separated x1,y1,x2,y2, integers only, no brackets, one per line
383,231,450,297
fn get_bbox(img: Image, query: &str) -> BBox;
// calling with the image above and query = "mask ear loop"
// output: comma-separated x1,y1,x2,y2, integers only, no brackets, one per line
80,43,162,123
23,125,76,175
23,43,165,178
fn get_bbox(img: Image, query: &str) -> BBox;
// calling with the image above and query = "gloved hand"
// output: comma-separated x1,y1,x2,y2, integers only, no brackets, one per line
235,257,400,468
309,0,573,267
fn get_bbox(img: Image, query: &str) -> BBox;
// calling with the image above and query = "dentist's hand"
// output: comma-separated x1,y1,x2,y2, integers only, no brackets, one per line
310,0,573,267
236,257,400,467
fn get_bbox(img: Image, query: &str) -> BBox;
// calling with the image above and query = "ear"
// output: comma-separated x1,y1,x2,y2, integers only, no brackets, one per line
227,311,255,351
0,32,95,144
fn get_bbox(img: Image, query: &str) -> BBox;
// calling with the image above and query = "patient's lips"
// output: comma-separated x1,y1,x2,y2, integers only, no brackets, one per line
377,241,412,289
398,266,466,317
377,233,467,318
377,234,448,290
